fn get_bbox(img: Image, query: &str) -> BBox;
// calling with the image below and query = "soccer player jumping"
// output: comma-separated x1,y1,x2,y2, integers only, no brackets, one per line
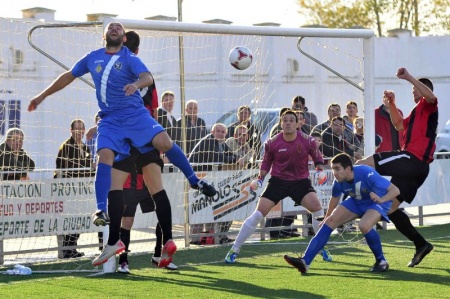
357,67,437,267
28,22,217,266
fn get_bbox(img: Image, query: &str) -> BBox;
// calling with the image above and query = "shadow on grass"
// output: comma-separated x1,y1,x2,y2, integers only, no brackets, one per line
313,259,450,286
85,266,325,299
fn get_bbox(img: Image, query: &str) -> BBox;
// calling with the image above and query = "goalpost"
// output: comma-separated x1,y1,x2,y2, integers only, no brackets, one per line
0,17,374,272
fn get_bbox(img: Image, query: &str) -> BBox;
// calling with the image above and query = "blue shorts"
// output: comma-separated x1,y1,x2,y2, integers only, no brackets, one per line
341,197,392,222
97,106,165,162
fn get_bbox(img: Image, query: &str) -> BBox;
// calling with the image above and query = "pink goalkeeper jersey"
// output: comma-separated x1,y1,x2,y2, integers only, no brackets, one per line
261,131,324,181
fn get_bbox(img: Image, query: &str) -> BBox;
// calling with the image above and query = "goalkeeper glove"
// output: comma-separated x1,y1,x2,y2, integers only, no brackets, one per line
250,177,263,191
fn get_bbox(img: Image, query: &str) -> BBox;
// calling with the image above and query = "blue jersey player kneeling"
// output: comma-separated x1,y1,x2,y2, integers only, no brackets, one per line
284,153,400,274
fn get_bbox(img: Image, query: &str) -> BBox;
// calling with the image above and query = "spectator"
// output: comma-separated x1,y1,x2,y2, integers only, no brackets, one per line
312,103,361,149
225,124,255,169
321,116,362,160
188,123,236,171
310,132,323,153
343,101,359,131
311,103,342,135
353,117,382,157
375,94,404,153
176,100,207,155
157,90,180,145
188,123,236,244
226,105,261,161
353,117,365,155
0,128,35,180
55,119,94,258
291,95,318,135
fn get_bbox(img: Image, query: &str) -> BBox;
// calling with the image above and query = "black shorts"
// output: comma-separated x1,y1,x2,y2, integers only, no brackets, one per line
122,188,155,217
261,177,316,205
373,151,429,204
114,147,163,173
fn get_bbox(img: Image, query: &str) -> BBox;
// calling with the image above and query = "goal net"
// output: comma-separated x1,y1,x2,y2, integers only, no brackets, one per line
0,16,373,272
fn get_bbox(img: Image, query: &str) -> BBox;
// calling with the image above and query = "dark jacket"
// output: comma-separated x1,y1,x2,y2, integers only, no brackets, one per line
303,110,318,135
226,121,261,160
0,142,35,180
176,116,207,155
320,127,355,158
54,137,94,178
157,108,180,145
188,134,236,171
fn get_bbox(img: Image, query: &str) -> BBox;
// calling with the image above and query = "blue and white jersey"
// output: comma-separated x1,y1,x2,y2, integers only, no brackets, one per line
332,165,391,203
71,46,149,114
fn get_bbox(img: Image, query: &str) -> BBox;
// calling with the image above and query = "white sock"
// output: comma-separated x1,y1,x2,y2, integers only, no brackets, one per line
311,209,325,234
232,210,264,253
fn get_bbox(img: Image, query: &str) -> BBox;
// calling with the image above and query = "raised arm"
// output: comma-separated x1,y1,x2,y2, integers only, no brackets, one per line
28,71,76,112
384,90,404,131
397,67,437,104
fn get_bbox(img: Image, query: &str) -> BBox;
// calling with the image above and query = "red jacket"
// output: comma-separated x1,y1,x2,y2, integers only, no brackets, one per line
375,105,403,152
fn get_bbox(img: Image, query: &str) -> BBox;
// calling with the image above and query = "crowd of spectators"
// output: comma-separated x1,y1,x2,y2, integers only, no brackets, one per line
0,92,385,249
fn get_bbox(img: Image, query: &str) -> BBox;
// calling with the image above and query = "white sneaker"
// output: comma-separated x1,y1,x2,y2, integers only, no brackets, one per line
152,256,178,271
92,240,125,266
117,262,130,274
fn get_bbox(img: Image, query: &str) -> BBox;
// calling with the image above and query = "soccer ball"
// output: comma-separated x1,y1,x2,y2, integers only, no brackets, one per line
229,46,253,70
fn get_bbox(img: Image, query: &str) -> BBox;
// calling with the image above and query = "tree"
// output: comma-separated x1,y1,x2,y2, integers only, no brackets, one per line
297,0,450,36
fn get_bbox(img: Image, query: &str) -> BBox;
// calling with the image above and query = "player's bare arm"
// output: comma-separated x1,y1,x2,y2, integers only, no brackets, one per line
384,90,404,131
370,183,400,204
28,71,76,111
86,126,97,141
397,67,437,104
123,72,153,96
324,196,340,218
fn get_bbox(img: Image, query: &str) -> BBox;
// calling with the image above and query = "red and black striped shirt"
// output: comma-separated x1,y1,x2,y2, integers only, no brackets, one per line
402,97,438,164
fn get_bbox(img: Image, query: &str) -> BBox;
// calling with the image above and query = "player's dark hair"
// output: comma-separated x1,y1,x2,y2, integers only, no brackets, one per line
281,109,298,123
418,78,433,91
124,31,140,53
331,153,353,170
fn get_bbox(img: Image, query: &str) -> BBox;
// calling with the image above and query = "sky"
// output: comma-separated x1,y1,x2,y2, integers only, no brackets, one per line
0,0,304,27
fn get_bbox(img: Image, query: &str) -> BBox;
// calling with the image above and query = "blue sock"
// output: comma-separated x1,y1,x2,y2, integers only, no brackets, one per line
94,163,111,211
364,228,385,261
165,143,198,186
303,224,333,265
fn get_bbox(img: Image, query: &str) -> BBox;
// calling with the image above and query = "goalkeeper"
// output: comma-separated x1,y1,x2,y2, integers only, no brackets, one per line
225,109,327,264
